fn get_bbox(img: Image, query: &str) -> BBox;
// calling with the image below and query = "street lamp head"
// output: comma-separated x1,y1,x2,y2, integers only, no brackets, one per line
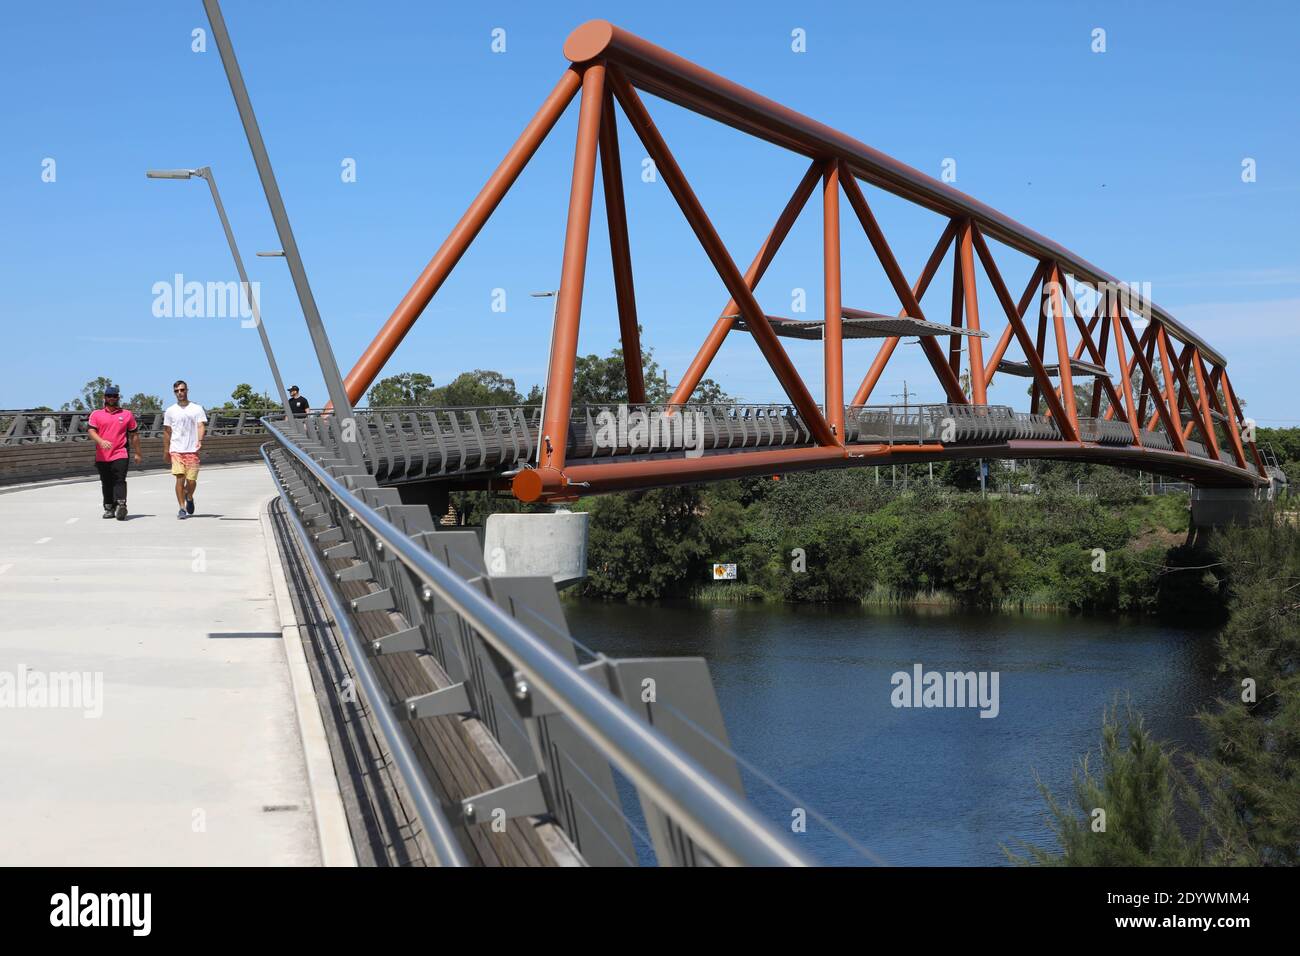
145,168,198,180
530,290,558,298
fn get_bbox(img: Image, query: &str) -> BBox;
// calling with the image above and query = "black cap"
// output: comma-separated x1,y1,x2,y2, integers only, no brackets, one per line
103,385,120,397
289,385,300,392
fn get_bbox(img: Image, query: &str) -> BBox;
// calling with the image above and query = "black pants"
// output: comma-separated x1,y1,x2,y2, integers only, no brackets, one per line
95,458,129,506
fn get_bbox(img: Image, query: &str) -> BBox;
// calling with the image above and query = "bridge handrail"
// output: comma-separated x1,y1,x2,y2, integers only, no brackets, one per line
262,416,811,867
260,438,469,867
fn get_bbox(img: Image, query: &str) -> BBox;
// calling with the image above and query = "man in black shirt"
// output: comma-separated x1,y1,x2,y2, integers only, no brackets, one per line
287,386,310,417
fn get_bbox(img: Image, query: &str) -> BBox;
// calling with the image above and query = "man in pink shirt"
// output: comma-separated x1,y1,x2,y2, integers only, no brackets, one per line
87,385,143,520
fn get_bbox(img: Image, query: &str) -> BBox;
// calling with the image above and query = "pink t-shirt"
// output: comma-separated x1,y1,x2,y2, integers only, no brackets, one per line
88,407,138,463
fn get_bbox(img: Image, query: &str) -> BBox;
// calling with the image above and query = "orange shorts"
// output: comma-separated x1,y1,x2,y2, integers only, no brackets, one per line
170,452,201,481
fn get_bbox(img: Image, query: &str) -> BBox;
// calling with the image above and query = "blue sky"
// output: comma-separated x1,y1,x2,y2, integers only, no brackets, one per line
2,0,1297,421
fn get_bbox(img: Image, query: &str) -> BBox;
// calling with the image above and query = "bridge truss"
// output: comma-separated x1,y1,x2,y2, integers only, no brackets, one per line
338,20,1267,503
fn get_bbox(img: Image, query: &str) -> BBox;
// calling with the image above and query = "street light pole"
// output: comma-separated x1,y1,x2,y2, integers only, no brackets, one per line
201,0,362,466
146,166,290,412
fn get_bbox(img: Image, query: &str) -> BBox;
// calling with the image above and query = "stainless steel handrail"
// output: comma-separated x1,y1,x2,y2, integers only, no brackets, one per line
261,441,469,867
262,418,811,867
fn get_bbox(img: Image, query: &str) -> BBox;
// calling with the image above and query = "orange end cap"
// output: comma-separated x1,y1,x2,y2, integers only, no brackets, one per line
563,20,615,62
512,469,544,503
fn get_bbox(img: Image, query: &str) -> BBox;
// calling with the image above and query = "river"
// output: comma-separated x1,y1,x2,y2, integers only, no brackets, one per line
563,600,1221,866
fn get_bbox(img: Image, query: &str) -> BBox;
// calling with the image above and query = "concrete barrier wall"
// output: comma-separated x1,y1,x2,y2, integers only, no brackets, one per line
0,435,268,485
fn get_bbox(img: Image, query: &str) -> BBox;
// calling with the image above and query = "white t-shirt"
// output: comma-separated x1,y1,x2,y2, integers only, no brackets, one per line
164,402,208,453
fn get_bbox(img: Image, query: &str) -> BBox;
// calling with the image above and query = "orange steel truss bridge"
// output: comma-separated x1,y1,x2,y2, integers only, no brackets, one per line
331,20,1268,504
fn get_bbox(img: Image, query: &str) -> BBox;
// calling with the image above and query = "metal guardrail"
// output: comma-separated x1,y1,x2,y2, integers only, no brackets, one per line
261,416,811,867
1,408,279,444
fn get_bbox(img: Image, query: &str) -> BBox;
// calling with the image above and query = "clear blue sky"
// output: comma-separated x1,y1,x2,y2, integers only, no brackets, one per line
2,0,1297,421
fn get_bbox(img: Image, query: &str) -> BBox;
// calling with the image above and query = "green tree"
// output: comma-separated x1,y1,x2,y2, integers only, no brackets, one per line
431,370,524,407
222,383,276,411
62,376,117,411
943,500,1018,607
1194,517,1300,865
581,486,714,600
368,372,437,407
127,392,163,412
1009,702,1205,866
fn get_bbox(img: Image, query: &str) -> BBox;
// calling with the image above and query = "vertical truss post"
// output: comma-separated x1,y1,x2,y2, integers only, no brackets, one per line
822,160,844,437
597,88,646,404
539,64,607,474
667,161,820,408
957,219,987,404
948,225,964,378
1046,264,1080,437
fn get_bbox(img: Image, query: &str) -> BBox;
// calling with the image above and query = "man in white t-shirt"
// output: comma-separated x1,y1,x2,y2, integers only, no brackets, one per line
162,379,208,520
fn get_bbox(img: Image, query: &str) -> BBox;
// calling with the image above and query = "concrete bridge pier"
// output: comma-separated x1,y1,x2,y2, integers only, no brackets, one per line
1190,472,1285,527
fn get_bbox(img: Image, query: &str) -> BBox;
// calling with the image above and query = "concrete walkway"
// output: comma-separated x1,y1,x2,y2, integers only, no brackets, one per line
0,462,323,865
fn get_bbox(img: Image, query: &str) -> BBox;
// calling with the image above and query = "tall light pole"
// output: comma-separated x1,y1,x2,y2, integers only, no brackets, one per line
530,290,559,466
146,167,290,412
201,0,362,466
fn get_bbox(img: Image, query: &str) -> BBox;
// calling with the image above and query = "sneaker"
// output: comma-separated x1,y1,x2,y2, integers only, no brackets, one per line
185,496,195,515
115,501,128,521
102,505,116,519
177,509,188,520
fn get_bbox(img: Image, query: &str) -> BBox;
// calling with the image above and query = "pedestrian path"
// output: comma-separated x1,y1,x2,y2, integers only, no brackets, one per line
0,463,323,864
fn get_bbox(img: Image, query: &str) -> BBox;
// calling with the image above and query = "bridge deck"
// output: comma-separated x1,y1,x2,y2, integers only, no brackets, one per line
0,463,326,865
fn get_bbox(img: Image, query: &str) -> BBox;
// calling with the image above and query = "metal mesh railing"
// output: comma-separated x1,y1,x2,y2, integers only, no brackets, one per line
261,417,810,867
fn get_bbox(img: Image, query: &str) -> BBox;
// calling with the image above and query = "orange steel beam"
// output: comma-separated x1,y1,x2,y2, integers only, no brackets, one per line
948,226,964,377
1189,347,1221,460
1103,319,1152,422
822,160,844,437
1029,273,1050,414
608,68,836,446
1219,369,1265,476
538,64,607,474
1108,291,1143,445
839,172,967,403
851,220,957,406
1210,365,1248,469
1121,314,1185,452
1155,326,1189,451
1165,338,1218,456
667,160,821,407
1057,278,1129,428
597,87,646,404
971,228,1078,441
1216,374,1258,478
1046,264,1080,438
982,260,1046,388
957,219,987,404
515,445,853,501
342,68,582,404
